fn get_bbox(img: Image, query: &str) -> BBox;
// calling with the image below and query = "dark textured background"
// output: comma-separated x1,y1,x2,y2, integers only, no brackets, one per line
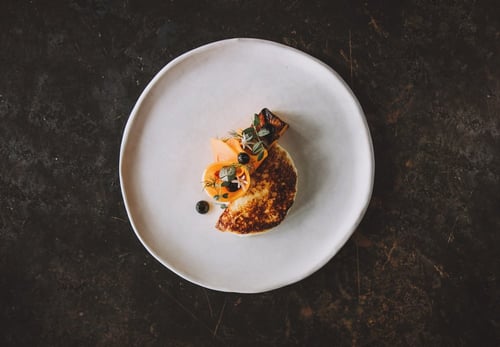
1,0,499,346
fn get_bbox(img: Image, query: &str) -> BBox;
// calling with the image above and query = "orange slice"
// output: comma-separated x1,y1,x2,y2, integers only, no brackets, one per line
210,138,238,162
225,137,244,153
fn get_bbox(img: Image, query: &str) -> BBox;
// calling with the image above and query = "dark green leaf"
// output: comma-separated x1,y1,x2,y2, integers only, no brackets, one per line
242,127,255,139
253,114,260,126
257,128,270,137
221,181,230,187
257,151,264,161
252,141,263,154
220,166,236,178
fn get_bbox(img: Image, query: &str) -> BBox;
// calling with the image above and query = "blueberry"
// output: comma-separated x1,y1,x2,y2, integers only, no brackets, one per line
195,200,209,214
238,152,250,164
227,182,239,192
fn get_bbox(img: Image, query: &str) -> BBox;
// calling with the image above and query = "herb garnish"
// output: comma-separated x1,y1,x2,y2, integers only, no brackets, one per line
202,163,249,202
230,114,269,161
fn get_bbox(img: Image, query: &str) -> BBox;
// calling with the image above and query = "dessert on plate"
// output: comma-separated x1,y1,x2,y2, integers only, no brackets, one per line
201,108,297,235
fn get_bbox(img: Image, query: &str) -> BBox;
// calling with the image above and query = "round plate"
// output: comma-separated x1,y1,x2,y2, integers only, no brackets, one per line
119,38,374,293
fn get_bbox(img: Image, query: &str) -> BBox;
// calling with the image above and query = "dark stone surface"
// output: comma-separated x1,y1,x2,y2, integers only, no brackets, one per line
1,0,499,345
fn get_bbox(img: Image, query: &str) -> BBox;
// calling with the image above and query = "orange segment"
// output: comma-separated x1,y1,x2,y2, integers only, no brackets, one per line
225,137,243,153
210,138,238,162
202,161,251,204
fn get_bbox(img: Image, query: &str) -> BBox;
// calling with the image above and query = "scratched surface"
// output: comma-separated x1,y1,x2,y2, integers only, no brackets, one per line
1,0,499,346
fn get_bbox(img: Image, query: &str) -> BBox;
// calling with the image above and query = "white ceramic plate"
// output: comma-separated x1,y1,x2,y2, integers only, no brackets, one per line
120,38,374,293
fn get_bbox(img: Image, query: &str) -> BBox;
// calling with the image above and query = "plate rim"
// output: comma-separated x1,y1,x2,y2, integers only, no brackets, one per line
119,38,375,293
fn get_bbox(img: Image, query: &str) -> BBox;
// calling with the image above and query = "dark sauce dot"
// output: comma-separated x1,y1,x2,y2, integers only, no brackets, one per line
196,200,210,214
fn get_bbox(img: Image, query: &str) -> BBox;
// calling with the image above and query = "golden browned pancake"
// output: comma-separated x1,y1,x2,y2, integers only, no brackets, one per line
215,144,297,235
